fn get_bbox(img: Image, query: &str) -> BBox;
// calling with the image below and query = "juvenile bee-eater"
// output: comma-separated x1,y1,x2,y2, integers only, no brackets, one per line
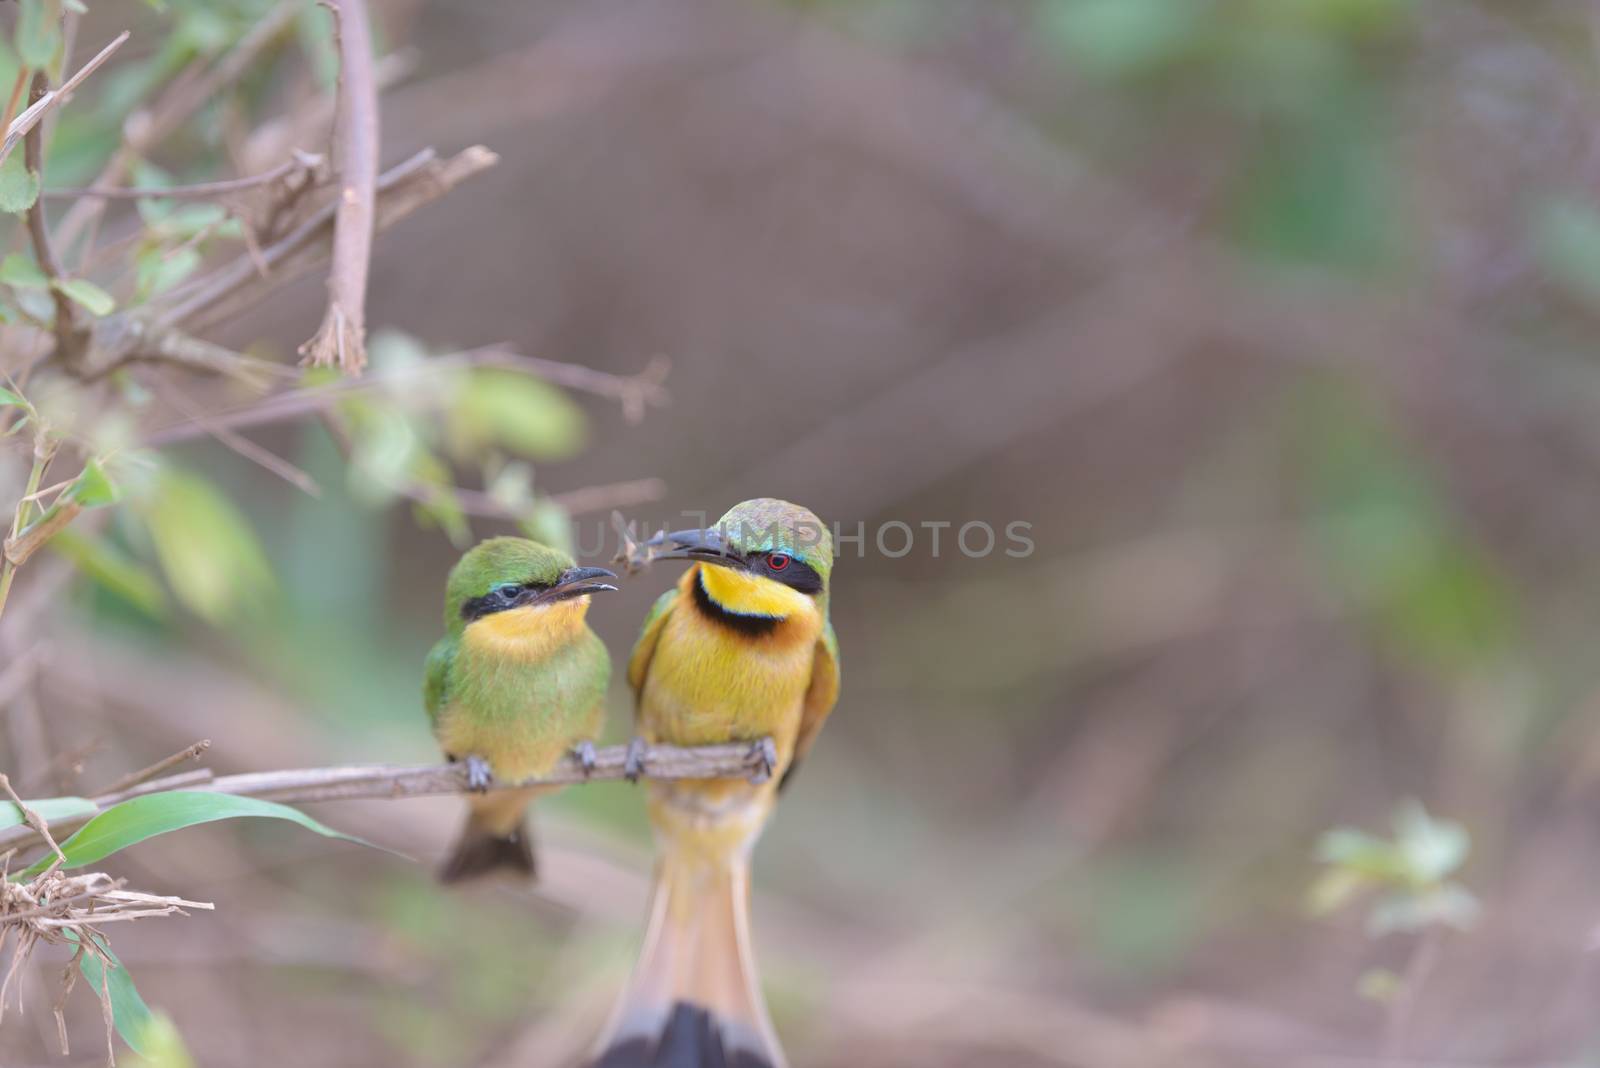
424,537,618,882
595,499,839,1068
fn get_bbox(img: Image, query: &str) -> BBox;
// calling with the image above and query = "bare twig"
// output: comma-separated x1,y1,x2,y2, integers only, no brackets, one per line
94,740,210,797
42,153,322,201
24,72,88,371
544,478,668,517
454,347,671,423
0,32,128,172
141,343,663,448
155,145,497,332
159,385,322,497
0,740,769,856
0,773,63,867
299,0,380,375
55,6,299,255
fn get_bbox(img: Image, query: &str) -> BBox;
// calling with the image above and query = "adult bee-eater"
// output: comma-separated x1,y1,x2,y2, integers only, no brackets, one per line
595,499,839,1068
424,537,618,882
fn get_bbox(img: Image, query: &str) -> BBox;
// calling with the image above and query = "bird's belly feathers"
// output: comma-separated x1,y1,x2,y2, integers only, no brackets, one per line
435,631,607,782
638,607,817,848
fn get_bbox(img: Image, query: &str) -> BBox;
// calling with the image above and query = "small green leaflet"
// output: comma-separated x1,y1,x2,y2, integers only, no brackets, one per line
0,252,49,289
19,791,373,877
0,386,25,408
0,153,41,214
0,795,97,830
66,458,118,507
54,277,116,317
65,930,155,1055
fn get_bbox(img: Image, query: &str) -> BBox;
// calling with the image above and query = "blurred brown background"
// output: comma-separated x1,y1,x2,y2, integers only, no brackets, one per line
8,0,1600,1065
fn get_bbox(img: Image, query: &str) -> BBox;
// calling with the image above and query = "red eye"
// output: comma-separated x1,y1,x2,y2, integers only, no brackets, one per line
767,553,790,571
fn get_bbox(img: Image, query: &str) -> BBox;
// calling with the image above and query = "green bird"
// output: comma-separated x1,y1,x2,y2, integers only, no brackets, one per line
423,537,618,882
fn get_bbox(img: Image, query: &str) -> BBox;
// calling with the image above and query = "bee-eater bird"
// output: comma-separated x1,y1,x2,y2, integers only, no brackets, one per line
595,499,839,1068
424,537,618,882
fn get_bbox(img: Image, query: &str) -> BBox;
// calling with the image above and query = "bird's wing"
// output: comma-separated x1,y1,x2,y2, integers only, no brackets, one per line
628,586,682,699
780,620,840,792
422,636,456,728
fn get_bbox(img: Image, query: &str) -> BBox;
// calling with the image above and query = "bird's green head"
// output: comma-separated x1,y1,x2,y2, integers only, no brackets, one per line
443,537,619,634
646,498,833,621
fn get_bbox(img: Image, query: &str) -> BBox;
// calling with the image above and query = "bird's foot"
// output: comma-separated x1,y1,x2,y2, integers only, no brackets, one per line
623,736,649,784
572,740,597,779
464,754,494,793
748,737,779,784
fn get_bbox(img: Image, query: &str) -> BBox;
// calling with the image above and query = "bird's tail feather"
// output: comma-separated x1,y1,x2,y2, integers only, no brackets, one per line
437,792,537,883
591,852,783,1068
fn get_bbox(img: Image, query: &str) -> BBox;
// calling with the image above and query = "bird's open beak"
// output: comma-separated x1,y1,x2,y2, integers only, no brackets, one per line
644,527,749,571
536,566,621,605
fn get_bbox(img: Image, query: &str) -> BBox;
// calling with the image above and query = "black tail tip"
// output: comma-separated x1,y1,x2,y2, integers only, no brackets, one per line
437,825,536,884
592,1002,776,1068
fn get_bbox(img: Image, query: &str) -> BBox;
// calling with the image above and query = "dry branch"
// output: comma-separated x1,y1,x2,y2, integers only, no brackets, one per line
0,32,128,172
155,145,497,333
140,344,664,447
43,153,323,201
24,72,87,370
0,740,768,857
299,0,380,375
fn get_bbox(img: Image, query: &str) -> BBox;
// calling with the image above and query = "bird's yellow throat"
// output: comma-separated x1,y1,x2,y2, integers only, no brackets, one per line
463,599,591,660
697,563,816,621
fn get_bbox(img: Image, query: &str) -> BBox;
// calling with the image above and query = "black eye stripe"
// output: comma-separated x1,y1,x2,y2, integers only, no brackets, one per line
760,555,822,594
461,580,551,621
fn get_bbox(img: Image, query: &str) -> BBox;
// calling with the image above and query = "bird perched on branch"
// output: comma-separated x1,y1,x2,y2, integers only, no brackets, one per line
423,537,618,882
595,499,839,1068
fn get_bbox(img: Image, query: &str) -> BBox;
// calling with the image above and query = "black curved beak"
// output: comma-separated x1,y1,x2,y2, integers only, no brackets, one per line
536,565,621,605
644,528,749,571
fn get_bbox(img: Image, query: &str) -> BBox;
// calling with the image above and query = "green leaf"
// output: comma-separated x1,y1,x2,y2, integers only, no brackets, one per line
126,1012,195,1068
48,527,169,618
0,795,96,829
1316,826,1407,881
53,277,116,316
448,369,588,461
65,457,118,507
0,151,41,214
1357,967,1402,1004
1367,882,1479,936
0,252,49,289
68,931,155,1055
1532,196,1600,308
1039,0,1200,78
20,791,370,877
1392,800,1469,884
0,386,24,407
15,0,63,73
136,466,274,624
521,499,574,556
135,245,201,300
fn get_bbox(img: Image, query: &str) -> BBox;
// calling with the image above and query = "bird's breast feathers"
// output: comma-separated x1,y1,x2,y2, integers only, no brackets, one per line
641,592,820,750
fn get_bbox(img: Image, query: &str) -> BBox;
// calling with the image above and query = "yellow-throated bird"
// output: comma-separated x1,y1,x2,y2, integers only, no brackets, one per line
594,499,839,1068
424,537,618,882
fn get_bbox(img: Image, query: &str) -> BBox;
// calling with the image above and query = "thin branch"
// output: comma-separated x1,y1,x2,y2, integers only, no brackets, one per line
299,0,380,376
159,384,322,497
0,31,128,172
0,740,768,856
42,152,322,201
0,773,63,867
93,740,210,797
140,343,663,448
154,145,496,332
457,347,671,423
54,6,298,255
23,72,87,371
